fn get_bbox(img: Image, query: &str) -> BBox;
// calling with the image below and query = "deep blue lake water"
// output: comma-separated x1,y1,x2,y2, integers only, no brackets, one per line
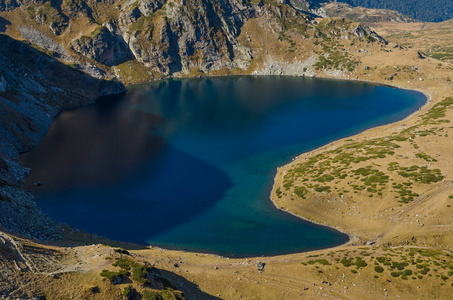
20,76,425,257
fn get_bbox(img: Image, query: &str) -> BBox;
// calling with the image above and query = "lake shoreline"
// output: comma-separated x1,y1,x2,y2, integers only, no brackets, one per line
269,76,431,243
19,73,429,258
269,75,434,250
126,73,431,256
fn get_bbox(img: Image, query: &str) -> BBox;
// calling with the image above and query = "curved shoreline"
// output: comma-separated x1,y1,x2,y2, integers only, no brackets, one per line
135,74,432,258
92,76,431,257
268,76,432,253
16,70,433,259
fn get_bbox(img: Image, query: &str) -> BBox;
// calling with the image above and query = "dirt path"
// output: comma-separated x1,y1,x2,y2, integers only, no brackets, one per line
393,180,453,219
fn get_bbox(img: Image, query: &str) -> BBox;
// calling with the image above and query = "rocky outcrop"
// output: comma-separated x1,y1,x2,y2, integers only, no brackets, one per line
288,0,327,17
0,34,125,240
71,26,133,66
119,6,141,26
145,266,163,287
3,0,387,79
138,0,167,16
352,24,387,44
116,0,257,75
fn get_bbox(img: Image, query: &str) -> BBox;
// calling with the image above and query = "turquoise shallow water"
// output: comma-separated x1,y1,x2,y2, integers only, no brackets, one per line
20,76,426,257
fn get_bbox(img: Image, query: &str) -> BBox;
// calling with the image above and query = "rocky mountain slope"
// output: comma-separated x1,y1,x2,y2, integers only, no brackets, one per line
0,0,385,83
0,34,125,240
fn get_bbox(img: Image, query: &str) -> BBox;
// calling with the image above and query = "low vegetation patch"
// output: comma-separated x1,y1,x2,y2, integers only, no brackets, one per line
280,97,451,204
100,269,128,282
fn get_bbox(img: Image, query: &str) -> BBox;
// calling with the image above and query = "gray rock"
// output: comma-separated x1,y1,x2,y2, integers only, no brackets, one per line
111,274,124,285
256,261,265,271
18,27,74,62
352,24,387,44
119,7,141,26
71,26,132,66
145,266,163,287
138,0,166,17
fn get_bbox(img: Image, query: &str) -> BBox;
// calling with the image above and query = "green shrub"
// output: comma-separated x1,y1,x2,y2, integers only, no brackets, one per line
355,257,368,268
142,290,162,300
375,266,384,273
315,185,331,193
420,267,430,275
132,263,152,284
276,187,282,198
391,272,400,277
376,257,387,263
122,286,131,297
403,269,413,276
112,258,133,270
307,259,331,265
294,186,307,198
100,269,127,282
340,258,353,267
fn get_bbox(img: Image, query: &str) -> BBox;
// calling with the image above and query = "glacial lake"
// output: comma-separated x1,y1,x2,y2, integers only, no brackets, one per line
20,76,426,257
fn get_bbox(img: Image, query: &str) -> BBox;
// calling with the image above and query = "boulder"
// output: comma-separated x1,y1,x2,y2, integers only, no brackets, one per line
256,261,265,271
112,274,124,285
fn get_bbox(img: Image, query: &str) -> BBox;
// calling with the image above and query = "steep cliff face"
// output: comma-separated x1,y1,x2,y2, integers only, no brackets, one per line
71,26,133,66
0,34,125,239
115,0,257,75
0,0,387,81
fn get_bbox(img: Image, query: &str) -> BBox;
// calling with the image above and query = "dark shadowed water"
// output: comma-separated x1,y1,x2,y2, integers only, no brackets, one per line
20,76,425,257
